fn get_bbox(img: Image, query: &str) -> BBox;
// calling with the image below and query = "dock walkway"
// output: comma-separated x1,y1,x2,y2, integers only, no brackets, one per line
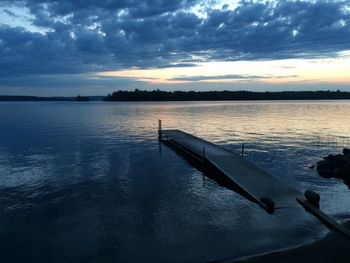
160,129,301,210
159,126,350,238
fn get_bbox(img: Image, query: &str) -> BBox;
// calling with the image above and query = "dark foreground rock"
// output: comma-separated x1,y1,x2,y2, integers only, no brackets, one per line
344,148,350,155
316,148,350,187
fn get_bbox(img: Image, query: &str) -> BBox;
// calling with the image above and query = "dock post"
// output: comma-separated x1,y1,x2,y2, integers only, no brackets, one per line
241,143,245,156
158,119,162,139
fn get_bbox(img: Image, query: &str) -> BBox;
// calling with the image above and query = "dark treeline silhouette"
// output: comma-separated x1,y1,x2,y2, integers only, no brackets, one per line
104,89,350,101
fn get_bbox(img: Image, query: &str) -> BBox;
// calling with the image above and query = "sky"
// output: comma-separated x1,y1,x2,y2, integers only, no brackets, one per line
0,0,350,96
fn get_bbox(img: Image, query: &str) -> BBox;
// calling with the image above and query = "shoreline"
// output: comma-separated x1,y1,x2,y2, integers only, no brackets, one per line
2,90,350,102
233,221,350,263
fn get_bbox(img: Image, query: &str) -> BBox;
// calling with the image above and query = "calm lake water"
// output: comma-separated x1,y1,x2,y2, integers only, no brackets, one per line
0,101,349,262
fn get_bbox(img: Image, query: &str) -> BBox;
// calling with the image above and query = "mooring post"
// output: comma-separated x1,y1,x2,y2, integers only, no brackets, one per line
241,143,245,156
158,119,162,139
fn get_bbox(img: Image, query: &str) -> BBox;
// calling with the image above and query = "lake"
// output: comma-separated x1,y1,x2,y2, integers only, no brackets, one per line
0,101,349,262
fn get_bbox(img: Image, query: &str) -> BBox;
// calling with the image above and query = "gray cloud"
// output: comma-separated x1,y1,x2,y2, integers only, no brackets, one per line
0,74,141,88
169,74,271,81
2,9,19,17
169,74,299,81
0,0,350,79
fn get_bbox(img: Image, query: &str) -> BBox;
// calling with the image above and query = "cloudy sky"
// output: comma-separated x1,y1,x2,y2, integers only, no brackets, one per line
1,0,350,96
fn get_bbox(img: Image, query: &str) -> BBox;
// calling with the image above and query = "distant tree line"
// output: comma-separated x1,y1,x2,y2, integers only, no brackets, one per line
3,90,350,102
104,89,350,101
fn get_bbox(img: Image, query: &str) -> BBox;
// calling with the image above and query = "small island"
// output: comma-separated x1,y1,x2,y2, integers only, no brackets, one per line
75,95,90,102
104,89,350,101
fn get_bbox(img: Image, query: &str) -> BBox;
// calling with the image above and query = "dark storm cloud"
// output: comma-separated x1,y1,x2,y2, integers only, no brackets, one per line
21,0,198,17
1,0,350,78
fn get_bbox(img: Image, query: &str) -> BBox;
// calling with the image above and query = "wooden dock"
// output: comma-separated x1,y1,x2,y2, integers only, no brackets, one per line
158,122,350,239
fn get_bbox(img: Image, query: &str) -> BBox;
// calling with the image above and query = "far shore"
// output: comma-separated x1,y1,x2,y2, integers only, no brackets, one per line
105,90,350,101
2,90,350,102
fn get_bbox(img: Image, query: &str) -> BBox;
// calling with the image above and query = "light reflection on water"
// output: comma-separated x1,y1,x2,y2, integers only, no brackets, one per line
0,101,349,262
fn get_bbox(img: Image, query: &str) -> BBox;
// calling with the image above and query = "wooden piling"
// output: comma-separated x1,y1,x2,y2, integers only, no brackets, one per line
158,119,162,138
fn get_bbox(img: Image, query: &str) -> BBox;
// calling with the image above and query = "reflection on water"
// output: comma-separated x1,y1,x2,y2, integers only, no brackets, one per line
0,101,349,262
